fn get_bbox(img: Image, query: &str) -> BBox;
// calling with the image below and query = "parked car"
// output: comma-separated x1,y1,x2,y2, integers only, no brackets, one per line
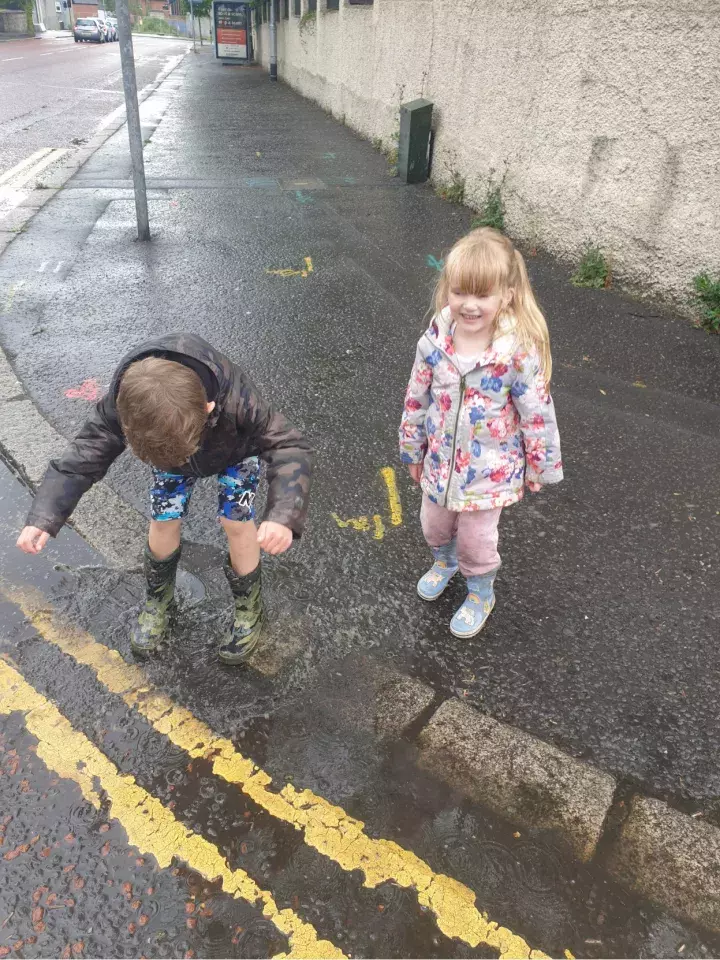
74,17,105,41
106,17,118,40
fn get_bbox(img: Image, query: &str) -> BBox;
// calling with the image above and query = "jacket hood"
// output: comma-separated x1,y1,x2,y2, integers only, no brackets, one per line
110,333,232,428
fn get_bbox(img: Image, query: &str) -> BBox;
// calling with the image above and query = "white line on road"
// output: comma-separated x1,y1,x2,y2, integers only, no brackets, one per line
1,57,23,62
0,149,55,187
52,261,63,273
37,261,48,273
40,52,55,56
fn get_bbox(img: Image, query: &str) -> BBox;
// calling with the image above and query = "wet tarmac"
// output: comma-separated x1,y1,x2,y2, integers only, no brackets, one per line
0,50,718,815
1,45,720,959
1,455,719,958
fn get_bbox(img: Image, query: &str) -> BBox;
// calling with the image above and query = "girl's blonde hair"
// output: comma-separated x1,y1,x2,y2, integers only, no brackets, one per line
434,227,552,382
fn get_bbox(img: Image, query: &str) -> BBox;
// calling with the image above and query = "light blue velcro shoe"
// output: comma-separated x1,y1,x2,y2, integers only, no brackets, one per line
450,571,497,638
417,542,458,601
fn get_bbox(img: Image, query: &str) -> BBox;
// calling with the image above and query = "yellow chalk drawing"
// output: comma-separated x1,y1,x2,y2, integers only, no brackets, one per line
333,466,402,539
380,467,402,526
266,257,314,279
0,658,344,960
331,513,369,531
2,583,552,960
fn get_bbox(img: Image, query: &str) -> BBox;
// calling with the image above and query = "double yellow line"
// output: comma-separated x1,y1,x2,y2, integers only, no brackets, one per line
1,583,552,960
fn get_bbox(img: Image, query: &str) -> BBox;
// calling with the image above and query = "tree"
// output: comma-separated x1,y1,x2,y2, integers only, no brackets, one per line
181,0,211,43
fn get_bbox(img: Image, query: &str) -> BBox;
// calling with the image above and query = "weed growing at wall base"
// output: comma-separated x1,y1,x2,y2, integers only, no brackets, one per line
437,172,465,205
571,244,611,289
471,185,505,232
692,272,720,334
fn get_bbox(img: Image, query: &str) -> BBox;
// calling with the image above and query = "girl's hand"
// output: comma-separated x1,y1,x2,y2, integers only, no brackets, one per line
408,463,423,484
527,481,542,494
257,521,293,555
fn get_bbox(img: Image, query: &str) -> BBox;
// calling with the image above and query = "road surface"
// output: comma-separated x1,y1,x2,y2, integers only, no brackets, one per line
0,33,190,175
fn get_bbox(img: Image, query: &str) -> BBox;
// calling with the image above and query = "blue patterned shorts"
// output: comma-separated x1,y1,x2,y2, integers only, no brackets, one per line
150,458,260,523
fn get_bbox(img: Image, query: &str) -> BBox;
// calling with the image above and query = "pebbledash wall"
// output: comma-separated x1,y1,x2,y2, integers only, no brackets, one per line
253,0,720,305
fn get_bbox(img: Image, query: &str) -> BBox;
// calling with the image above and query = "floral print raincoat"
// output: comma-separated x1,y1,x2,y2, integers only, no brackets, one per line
399,308,563,511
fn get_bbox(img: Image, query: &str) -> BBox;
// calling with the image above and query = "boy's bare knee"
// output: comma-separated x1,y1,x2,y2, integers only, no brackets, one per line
220,517,257,540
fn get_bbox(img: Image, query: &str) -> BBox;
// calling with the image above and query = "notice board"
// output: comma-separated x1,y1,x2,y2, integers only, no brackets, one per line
213,0,251,61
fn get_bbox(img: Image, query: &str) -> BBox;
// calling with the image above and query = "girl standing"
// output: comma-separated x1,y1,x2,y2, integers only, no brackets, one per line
399,228,563,638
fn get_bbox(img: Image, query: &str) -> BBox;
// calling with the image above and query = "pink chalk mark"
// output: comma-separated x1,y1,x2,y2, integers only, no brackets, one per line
65,378,102,402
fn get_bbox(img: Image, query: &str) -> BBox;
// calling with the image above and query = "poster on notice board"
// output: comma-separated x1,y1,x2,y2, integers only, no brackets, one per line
213,0,250,61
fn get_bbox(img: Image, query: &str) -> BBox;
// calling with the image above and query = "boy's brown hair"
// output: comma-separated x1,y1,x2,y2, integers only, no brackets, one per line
117,357,208,469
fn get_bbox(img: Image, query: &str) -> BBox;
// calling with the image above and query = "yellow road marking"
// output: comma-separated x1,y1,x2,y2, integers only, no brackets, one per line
380,466,403,526
372,514,385,540
6,585,549,959
0,658,343,960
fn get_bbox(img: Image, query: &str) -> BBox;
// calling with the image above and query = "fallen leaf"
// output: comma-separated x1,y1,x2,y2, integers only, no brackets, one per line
633,380,647,388
139,914,149,927
599,389,607,396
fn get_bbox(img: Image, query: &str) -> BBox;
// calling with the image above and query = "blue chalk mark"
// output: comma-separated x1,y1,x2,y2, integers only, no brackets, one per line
427,255,445,271
296,190,314,204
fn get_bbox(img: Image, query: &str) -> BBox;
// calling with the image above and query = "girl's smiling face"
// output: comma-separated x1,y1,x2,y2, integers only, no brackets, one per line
448,286,505,338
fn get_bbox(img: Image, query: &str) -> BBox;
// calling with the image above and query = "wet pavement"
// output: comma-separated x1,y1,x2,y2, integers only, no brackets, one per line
1,456,719,958
0,49,718,812
0,44,719,958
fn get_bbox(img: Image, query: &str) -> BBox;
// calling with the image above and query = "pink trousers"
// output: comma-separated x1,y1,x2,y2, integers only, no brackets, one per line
420,495,502,576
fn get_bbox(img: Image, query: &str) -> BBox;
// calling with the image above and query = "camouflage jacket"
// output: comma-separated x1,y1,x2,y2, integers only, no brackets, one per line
27,334,313,538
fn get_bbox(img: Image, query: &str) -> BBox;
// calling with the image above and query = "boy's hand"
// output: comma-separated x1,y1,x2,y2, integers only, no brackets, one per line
408,463,423,484
527,481,542,493
257,521,293,555
17,526,50,555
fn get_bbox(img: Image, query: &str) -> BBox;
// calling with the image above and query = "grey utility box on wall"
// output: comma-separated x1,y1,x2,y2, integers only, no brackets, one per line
398,99,433,184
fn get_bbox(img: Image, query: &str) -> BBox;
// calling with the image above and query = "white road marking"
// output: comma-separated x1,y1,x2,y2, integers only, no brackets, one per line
0,147,70,220
1,57,23,62
52,261,63,273
37,261,49,273
40,52,55,56
0,149,55,187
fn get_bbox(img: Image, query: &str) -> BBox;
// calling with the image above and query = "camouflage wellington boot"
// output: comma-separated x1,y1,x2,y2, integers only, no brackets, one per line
130,545,181,654
219,560,263,664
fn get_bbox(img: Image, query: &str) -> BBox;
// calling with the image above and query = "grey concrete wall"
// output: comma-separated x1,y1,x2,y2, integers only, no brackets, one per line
254,0,720,304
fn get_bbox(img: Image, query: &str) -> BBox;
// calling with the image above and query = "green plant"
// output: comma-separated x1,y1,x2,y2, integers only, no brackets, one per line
133,16,180,34
299,9,316,30
692,272,720,333
371,136,383,152
437,172,465,205
571,244,611,289
471,184,505,232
